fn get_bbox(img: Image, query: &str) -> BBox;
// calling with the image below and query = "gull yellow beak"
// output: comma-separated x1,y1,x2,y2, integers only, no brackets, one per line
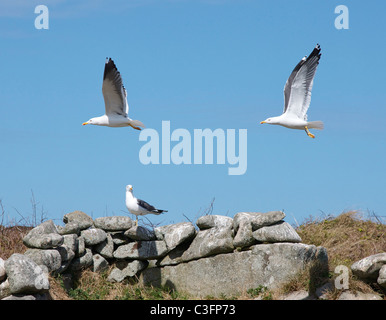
82,122,88,126
260,121,266,124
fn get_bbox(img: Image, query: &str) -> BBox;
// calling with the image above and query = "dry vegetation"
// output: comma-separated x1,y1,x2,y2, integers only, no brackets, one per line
295,211,386,299
297,211,385,267
0,225,32,260
0,196,44,260
0,208,385,300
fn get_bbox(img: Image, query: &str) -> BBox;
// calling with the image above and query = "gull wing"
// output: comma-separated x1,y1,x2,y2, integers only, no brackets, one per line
283,44,321,120
102,58,128,116
137,199,157,212
283,57,307,113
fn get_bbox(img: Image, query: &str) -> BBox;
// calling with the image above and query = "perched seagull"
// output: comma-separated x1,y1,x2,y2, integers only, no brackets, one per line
125,185,168,226
82,58,145,130
260,44,323,138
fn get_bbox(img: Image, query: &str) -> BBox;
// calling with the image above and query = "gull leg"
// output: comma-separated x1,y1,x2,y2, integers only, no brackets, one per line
128,123,141,131
305,126,315,139
135,216,138,226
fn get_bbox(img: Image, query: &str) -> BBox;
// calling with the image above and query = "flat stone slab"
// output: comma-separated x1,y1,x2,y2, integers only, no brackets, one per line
24,249,62,273
233,211,286,248
234,211,285,230
196,215,233,230
107,260,148,283
180,226,234,262
23,220,63,249
141,243,328,298
80,228,107,246
113,240,168,260
57,221,80,235
155,222,196,250
63,211,93,230
252,221,302,243
125,226,157,241
351,253,386,280
94,216,133,231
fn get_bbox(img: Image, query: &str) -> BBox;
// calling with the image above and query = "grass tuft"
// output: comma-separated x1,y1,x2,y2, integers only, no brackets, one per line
296,211,386,268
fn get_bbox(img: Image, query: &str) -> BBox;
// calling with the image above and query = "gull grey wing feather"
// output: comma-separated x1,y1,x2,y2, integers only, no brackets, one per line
102,58,127,116
283,57,307,113
284,44,321,119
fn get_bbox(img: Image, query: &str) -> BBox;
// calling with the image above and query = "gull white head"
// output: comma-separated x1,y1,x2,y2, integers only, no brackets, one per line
126,185,133,192
82,117,102,126
260,116,280,125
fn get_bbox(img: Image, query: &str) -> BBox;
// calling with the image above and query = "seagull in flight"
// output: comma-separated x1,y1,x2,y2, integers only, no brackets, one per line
125,185,168,226
82,58,145,130
261,44,323,138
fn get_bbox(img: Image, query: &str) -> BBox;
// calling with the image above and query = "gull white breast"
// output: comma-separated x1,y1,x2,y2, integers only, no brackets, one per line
125,185,168,226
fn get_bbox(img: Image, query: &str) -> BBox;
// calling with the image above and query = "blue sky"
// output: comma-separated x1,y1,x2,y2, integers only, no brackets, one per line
1,0,385,227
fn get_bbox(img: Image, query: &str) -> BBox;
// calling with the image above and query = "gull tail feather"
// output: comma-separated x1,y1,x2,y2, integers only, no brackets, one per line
129,119,146,128
307,121,324,130
152,209,168,214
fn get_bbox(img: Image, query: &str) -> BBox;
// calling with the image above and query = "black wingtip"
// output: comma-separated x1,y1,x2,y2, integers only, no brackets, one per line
316,44,321,55
103,57,119,80
308,44,322,61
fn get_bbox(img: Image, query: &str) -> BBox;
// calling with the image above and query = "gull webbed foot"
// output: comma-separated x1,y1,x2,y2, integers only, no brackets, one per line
305,126,315,139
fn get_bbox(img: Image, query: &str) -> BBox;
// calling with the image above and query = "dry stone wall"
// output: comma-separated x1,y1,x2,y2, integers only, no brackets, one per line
1,210,330,299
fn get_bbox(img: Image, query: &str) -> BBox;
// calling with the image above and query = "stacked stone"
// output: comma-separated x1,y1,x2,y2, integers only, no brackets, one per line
139,212,323,298
0,210,199,299
233,211,301,248
1,209,310,299
109,221,196,282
